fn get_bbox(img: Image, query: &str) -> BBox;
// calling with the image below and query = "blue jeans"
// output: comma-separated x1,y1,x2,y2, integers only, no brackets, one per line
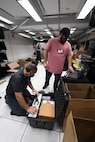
5,90,34,116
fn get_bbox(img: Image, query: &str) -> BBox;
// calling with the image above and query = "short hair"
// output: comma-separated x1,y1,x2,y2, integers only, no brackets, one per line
25,63,37,73
60,27,70,38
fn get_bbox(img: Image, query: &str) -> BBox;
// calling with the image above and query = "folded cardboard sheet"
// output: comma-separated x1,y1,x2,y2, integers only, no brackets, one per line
7,62,20,72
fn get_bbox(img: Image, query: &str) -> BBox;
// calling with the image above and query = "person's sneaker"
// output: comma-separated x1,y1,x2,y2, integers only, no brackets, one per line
43,84,48,89
10,111,26,116
10,111,16,115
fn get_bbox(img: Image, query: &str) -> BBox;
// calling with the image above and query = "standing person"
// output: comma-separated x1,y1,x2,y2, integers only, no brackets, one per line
43,27,74,93
5,63,39,116
36,42,41,64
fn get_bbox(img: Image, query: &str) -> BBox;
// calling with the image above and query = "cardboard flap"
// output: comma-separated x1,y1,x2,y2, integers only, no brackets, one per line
63,111,78,142
7,69,19,73
65,83,93,91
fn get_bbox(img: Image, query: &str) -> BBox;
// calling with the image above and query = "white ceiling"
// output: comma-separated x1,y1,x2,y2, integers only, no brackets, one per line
0,0,93,41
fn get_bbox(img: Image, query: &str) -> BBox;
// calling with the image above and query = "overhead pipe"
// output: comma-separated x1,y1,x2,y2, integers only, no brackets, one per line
58,0,61,31
10,17,30,31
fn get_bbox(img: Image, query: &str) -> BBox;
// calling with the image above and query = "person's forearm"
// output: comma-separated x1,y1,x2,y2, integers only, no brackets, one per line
67,56,74,72
15,93,29,111
28,82,34,90
68,56,72,67
44,50,48,63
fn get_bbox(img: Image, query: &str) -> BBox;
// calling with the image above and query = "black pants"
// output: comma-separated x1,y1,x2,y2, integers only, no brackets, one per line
44,69,61,92
5,89,34,116
36,51,41,62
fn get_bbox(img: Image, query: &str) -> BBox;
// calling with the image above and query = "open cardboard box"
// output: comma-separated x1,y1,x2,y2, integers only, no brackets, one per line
63,82,95,141
63,111,95,142
65,83,95,120
65,83,94,92
62,111,78,142
74,117,95,142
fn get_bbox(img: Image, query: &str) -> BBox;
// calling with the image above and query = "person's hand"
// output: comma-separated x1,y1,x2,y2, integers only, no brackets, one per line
32,88,39,95
68,66,74,72
43,62,47,68
27,106,37,115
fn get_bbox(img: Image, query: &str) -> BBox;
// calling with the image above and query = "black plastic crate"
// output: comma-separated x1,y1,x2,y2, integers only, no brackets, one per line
27,79,69,130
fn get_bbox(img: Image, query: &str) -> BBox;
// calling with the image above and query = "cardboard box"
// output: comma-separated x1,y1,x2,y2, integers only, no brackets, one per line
74,117,95,142
65,83,94,92
38,100,55,120
62,111,78,142
65,83,95,99
66,99,95,120
63,111,95,142
65,82,95,120
18,59,31,67
73,50,86,59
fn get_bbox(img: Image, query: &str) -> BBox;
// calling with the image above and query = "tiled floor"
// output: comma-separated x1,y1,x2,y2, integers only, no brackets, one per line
0,64,64,142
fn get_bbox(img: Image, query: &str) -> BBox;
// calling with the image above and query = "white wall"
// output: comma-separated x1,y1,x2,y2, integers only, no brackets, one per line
4,31,36,62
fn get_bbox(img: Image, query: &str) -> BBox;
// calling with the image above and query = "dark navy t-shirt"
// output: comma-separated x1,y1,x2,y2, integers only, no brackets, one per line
6,67,30,97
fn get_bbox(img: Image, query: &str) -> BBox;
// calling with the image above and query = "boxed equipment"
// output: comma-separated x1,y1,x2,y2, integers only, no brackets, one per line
27,79,69,130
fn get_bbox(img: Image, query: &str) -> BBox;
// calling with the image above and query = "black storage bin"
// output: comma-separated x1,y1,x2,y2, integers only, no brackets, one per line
28,79,69,130
62,75,89,83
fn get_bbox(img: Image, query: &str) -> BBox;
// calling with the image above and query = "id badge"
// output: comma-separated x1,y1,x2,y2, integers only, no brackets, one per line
57,49,63,54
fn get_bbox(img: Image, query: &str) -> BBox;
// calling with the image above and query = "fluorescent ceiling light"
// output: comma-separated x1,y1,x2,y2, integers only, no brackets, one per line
17,0,42,22
0,16,14,24
18,33,31,38
44,29,52,35
25,30,35,35
77,0,95,19
0,23,8,29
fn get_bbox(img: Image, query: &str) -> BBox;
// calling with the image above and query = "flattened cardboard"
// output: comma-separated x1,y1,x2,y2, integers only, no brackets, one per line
7,62,20,72
18,59,31,67
7,62,20,69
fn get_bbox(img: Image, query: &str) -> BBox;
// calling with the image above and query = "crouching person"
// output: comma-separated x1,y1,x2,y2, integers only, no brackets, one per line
5,63,38,116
